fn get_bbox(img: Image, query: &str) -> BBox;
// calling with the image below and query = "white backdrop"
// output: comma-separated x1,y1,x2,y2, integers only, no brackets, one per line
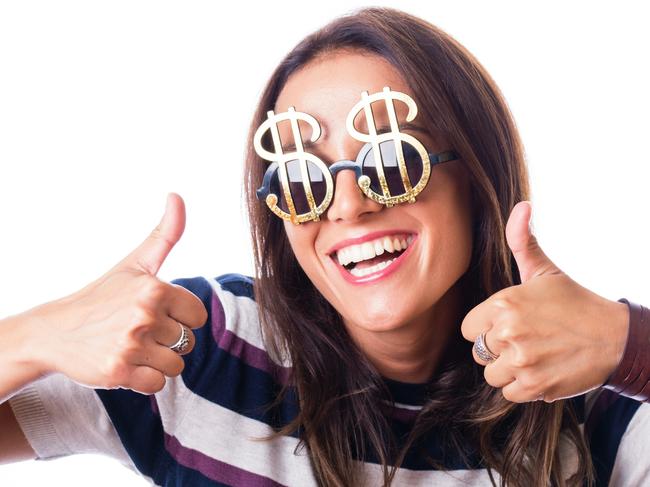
1,1,648,485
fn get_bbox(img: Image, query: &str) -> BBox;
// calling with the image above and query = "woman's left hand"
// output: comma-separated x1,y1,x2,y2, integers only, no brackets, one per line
461,201,630,403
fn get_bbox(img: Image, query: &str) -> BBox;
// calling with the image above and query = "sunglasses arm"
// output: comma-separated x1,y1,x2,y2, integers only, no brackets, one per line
256,162,279,201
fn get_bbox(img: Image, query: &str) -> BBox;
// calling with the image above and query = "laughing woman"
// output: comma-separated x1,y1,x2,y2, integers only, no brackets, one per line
1,7,648,487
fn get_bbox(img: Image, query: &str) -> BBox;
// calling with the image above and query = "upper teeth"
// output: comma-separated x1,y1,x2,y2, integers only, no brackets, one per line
335,234,414,267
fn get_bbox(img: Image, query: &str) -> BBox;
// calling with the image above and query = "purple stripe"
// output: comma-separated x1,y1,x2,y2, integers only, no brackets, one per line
211,291,291,385
164,433,285,487
390,405,420,424
149,395,159,415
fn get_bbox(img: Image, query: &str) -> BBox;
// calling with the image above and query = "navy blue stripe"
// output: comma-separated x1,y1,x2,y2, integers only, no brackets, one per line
169,275,300,431
182,319,300,430
587,391,640,487
214,273,255,299
166,274,597,474
94,388,169,482
95,389,247,486
169,276,215,386
569,394,586,425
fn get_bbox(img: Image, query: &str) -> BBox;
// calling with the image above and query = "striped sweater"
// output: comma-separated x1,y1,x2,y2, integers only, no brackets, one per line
8,273,650,486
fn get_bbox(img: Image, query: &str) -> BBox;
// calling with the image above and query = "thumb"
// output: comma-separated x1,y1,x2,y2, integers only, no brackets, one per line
115,192,186,276
505,201,561,283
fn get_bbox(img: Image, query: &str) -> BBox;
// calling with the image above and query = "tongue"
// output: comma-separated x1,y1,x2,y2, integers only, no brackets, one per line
354,249,404,270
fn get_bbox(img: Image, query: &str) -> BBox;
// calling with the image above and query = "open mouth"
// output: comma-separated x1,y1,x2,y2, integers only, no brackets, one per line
331,233,415,279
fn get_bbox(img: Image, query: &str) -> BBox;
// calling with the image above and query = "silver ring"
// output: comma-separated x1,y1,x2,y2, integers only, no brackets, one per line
473,331,499,363
169,322,191,354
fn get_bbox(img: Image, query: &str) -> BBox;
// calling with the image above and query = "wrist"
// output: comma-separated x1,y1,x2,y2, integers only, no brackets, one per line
603,299,650,400
604,299,631,383
6,302,60,378
0,305,56,403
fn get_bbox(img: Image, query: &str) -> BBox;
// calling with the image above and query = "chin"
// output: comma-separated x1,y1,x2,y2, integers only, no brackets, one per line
343,305,411,333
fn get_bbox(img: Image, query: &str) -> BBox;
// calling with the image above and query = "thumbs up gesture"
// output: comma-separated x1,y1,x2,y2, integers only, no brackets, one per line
461,201,630,402
26,193,208,395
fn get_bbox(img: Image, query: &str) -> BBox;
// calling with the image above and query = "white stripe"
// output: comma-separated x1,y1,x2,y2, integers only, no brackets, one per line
392,401,423,411
207,276,292,367
609,402,650,486
159,375,317,486
359,460,497,486
159,376,503,486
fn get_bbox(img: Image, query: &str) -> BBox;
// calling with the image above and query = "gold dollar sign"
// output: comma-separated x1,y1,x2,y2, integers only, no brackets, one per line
345,86,431,207
253,107,334,224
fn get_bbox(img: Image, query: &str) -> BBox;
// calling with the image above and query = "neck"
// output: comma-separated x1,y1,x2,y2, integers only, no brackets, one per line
346,282,465,384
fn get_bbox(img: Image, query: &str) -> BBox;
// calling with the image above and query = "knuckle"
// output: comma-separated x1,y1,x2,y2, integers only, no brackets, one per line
495,321,525,343
170,356,186,376
511,351,534,369
130,306,156,332
102,357,130,386
138,277,166,305
501,387,516,402
491,295,515,311
495,325,515,343
517,371,542,393
147,374,166,394
134,371,166,395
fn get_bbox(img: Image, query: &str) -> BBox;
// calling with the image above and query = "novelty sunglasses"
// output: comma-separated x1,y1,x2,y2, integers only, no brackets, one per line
254,87,459,225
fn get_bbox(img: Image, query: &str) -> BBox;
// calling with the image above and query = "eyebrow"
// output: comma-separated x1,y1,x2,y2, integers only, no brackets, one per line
279,122,429,153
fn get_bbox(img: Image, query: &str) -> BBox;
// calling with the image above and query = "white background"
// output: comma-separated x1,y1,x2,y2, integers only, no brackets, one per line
1,1,648,485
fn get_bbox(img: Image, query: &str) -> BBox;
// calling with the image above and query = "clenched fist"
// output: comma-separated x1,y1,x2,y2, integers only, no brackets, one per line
28,193,208,395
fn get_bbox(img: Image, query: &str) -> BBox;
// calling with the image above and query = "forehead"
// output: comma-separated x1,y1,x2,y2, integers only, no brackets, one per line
273,51,415,140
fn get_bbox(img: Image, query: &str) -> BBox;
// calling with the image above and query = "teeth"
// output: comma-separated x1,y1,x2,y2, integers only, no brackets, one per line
383,236,394,253
361,242,374,260
350,257,396,277
334,233,415,267
373,240,384,256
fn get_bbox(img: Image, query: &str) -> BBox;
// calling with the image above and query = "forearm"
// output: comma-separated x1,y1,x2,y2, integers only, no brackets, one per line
602,299,650,402
0,304,52,404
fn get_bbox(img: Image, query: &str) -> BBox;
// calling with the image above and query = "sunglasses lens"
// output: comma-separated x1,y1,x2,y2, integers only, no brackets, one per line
361,141,423,196
270,159,328,215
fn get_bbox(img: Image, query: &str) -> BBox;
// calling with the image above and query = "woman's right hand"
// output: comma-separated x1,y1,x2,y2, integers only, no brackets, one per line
26,192,208,395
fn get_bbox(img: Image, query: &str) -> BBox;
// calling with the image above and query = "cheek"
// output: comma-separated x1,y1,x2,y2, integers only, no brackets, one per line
283,223,321,277
419,183,473,275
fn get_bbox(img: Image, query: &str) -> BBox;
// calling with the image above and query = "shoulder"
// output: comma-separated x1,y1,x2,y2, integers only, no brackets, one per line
169,272,284,366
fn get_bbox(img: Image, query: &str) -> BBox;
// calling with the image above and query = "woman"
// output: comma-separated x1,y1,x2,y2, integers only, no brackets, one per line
1,6,648,487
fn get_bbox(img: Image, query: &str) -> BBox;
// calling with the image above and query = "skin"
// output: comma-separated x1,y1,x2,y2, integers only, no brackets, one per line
274,49,474,384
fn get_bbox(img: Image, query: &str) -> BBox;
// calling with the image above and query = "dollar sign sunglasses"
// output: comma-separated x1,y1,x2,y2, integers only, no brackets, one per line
254,86,459,225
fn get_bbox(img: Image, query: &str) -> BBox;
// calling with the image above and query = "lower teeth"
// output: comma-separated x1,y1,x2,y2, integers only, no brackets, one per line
349,257,396,277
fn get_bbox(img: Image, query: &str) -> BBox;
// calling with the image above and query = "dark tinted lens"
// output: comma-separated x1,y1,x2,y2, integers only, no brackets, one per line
270,159,327,214
361,141,423,196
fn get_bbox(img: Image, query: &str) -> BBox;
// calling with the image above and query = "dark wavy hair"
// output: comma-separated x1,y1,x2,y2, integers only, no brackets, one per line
242,6,593,487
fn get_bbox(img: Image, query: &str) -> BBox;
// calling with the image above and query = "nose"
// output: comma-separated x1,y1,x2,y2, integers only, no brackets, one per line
325,165,382,222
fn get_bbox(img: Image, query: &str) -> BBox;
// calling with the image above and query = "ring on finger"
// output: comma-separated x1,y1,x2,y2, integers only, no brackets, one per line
169,321,191,354
473,331,499,363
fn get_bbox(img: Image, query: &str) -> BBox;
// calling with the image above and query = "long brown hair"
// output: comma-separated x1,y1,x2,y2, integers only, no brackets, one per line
243,6,593,486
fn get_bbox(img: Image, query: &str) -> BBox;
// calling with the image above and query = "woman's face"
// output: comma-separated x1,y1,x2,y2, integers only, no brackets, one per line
274,49,473,336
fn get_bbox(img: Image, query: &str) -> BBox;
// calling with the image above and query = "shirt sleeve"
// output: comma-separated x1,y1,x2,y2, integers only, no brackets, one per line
8,372,134,466
6,275,216,483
